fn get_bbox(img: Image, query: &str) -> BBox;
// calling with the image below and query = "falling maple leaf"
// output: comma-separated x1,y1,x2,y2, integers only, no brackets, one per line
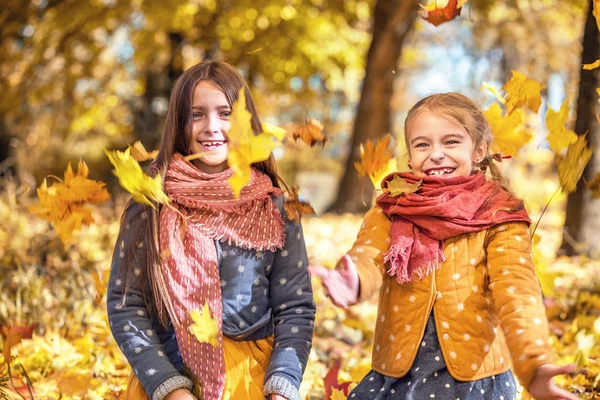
188,302,219,347
227,88,284,198
480,82,506,104
585,173,600,199
545,99,578,153
28,160,110,243
324,359,352,400
502,70,544,115
384,174,422,197
354,133,397,189
284,187,316,223
583,60,600,70
130,141,159,162
105,148,170,208
292,118,327,147
262,123,287,140
556,135,593,194
419,0,468,27
484,102,532,156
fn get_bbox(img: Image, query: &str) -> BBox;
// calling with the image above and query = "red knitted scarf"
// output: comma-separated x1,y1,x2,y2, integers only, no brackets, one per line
159,153,285,400
376,172,530,284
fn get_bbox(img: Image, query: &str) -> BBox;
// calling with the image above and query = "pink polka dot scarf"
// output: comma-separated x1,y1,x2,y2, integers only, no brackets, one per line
159,153,285,400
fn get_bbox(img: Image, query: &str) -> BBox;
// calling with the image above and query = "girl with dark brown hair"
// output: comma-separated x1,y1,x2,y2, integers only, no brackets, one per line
107,60,315,400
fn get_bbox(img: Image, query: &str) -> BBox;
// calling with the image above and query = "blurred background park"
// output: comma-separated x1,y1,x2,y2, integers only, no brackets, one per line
1,0,600,398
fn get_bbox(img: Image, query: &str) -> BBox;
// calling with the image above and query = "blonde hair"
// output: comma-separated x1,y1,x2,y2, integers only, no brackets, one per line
404,92,512,193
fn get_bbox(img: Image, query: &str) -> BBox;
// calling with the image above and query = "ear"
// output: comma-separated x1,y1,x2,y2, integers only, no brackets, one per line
473,142,488,164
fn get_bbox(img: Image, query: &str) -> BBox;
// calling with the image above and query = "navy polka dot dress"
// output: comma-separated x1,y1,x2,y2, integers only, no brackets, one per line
348,313,517,400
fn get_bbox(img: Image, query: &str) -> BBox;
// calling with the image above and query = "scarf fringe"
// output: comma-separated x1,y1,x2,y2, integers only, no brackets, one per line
385,241,446,284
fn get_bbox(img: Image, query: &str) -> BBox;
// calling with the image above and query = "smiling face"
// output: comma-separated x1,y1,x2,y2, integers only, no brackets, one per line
407,111,487,179
189,80,232,173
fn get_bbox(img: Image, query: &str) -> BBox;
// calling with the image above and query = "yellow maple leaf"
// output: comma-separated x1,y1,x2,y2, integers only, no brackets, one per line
354,134,397,189
105,148,170,208
585,173,600,199
502,70,544,115
480,82,506,104
331,388,346,400
262,123,287,140
583,60,600,70
188,302,219,347
28,161,110,243
227,88,283,198
130,141,159,162
594,0,600,31
545,99,578,153
484,102,532,156
556,135,593,194
385,174,422,197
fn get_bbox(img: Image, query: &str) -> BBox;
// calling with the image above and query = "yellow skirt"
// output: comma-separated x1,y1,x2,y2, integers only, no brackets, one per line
125,336,274,400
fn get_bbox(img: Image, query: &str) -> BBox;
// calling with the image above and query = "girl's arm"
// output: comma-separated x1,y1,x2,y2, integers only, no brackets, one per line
308,206,390,307
485,222,559,390
107,204,193,400
263,197,315,400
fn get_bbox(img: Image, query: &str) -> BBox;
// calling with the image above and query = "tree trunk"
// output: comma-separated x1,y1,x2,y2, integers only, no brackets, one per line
328,0,419,213
133,33,184,150
559,0,600,257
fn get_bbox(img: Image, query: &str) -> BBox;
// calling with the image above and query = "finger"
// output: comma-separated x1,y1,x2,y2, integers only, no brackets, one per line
547,363,577,378
307,265,330,279
548,384,579,400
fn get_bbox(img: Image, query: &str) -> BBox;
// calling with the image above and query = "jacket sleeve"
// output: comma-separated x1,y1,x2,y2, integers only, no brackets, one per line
346,205,391,302
485,221,553,389
263,197,315,400
106,204,193,400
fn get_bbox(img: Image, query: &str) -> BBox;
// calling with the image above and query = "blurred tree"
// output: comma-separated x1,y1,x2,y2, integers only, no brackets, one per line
328,0,419,213
0,0,372,184
560,0,600,257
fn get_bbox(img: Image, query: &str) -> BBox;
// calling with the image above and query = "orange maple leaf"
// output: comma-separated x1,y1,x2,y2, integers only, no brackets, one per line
130,140,159,162
420,0,467,27
292,118,327,147
354,133,396,189
284,187,315,223
28,161,110,243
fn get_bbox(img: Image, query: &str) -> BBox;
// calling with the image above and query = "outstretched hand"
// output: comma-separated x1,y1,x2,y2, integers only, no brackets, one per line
307,254,359,309
528,364,578,400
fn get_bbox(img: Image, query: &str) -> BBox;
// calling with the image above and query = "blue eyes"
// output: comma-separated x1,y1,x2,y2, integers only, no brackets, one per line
192,111,231,119
414,140,459,148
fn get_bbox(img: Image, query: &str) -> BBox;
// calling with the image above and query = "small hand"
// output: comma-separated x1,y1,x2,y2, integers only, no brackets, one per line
528,364,579,400
164,388,197,400
307,254,359,309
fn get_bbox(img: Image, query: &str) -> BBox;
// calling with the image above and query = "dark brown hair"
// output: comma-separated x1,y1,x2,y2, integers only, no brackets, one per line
119,60,285,327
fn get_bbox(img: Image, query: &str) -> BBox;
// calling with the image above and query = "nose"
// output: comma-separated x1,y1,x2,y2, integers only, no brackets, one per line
203,114,221,134
429,145,445,161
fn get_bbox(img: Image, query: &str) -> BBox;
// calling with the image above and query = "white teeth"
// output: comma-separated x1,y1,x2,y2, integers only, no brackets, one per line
427,168,454,176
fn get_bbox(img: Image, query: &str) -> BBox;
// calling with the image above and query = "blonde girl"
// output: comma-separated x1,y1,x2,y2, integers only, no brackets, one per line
309,93,577,400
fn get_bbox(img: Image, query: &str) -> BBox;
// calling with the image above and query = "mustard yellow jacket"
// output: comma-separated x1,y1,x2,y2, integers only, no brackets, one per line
347,206,553,388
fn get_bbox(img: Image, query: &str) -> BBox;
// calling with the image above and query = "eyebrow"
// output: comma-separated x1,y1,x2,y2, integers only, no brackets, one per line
192,105,231,110
410,132,465,145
